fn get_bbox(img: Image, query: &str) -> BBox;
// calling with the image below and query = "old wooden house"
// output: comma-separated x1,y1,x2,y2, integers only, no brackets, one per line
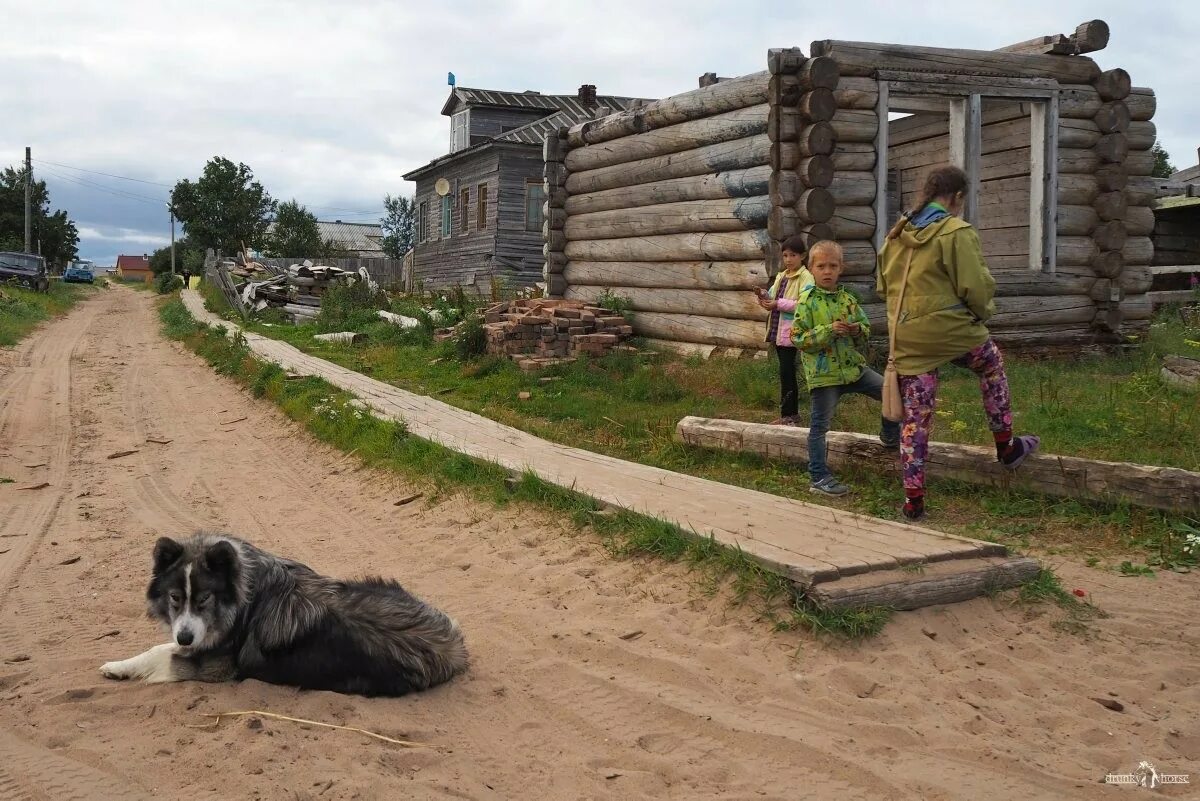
1147,151,1200,305
544,20,1164,355
403,84,650,293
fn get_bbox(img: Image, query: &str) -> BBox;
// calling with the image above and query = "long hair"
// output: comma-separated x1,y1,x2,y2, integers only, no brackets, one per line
886,165,969,240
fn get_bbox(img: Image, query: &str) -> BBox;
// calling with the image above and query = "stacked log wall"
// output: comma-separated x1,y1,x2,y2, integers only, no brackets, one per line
556,70,777,352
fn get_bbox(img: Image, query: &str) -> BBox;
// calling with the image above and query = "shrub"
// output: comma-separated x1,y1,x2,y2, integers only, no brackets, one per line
597,287,632,316
452,313,488,360
154,273,184,294
318,280,388,329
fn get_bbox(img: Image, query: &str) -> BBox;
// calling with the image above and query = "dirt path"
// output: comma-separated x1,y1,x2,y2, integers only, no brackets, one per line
0,288,1197,800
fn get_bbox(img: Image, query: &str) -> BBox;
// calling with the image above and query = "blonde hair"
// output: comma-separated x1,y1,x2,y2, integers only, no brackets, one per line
808,240,844,262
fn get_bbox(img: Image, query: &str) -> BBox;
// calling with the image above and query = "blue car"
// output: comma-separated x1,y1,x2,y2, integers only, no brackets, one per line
64,260,96,283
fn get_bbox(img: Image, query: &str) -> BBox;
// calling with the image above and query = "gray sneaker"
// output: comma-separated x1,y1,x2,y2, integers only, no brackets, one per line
809,476,851,496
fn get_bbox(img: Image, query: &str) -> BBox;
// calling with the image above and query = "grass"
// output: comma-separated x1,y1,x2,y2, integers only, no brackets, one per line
162,296,893,638
0,280,94,347
196,282,1200,577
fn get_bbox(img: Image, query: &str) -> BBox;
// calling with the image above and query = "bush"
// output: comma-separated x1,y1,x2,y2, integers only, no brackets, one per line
452,313,488,360
318,280,388,329
154,272,184,294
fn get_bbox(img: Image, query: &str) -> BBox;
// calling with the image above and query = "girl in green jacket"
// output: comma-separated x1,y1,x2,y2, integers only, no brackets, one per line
877,165,1040,521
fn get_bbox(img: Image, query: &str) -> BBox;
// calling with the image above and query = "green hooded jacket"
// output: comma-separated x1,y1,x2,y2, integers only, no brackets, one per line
790,284,871,389
876,215,996,375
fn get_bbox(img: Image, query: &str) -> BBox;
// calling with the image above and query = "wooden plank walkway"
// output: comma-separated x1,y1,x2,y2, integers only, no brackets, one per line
181,291,1036,608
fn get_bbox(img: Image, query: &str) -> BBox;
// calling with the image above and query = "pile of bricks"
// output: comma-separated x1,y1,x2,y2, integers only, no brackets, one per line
482,299,636,371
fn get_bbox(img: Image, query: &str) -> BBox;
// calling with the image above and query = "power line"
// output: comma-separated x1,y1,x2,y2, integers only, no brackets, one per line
38,164,168,206
32,158,174,188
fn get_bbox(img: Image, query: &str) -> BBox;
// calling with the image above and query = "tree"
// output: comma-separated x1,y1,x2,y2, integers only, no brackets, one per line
148,236,204,276
1151,141,1176,179
0,166,79,267
264,200,323,258
380,194,415,258
170,157,276,254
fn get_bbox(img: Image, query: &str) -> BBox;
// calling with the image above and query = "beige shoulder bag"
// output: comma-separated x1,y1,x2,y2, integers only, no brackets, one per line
882,247,915,423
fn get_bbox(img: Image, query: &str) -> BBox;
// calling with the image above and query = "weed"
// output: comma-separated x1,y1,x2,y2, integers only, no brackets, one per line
452,314,487,360
0,281,91,347
596,288,633,316
1118,561,1155,577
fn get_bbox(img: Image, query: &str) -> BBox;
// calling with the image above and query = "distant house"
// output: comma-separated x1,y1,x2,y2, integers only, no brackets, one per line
402,84,652,293
262,220,387,259
115,254,153,282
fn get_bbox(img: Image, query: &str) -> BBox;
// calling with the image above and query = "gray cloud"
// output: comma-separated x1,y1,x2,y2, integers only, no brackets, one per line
1,0,1195,265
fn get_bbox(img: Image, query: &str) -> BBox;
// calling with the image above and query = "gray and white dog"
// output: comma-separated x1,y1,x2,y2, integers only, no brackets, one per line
100,532,468,696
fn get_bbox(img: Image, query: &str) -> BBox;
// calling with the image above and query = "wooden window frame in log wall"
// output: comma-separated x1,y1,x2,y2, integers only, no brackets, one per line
440,194,452,237
525,179,546,233
459,187,470,234
451,110,470,153
477,183,488,231
875,71,1059,273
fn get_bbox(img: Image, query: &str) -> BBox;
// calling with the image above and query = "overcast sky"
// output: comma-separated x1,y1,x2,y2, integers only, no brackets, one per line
2,0,1196,266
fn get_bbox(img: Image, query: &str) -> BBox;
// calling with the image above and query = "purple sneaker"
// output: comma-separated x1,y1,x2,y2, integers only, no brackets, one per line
999,435,1040,470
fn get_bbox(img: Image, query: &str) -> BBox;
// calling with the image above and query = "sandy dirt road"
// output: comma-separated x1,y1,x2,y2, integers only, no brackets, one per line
0,287,1197,800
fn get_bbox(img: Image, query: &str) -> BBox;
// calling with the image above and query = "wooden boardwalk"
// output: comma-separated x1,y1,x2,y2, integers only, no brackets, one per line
181,290,1037,609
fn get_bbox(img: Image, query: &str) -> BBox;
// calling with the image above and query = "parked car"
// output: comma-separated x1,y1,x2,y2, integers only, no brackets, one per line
63,259,96,284
0,251,49,291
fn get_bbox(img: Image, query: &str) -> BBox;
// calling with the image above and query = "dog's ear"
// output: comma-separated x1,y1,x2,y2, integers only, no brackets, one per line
152,537,184,573
204,540,239,580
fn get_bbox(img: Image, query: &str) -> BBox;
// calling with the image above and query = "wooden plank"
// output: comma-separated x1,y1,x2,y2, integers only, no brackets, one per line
563,260,767,290
566,285,766,321
808,556,1041,610
563,195,772,241
949,95,982,225
564,165,771,215
811,40,1100,83
676,417,1200,514
873,81,888,250
564,104,767,172
564,229,771,262
566,71,769,148
565,134,770,195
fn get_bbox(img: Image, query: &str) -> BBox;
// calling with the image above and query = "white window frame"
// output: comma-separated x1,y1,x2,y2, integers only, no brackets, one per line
451,111,470,153
874,72,1059,273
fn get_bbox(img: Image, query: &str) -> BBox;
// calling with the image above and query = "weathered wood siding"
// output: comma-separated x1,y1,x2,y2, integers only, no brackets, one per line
410,147,500,292
495,147,548,288
470,107,553,140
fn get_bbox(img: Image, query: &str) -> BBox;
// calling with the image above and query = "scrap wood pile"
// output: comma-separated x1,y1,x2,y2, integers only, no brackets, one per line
210,253,377,323
481,299,636,371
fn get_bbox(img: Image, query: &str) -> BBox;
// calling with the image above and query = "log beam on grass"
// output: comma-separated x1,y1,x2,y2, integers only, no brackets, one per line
565,134,770,194
563,260,768,290
675,416,1200,514
566,285,767,321
564,230,771,262
807,556,1043,611
566,71,769,148
564,104,768,172
810,39,1101,83
565,165,771,215
563,195,772,241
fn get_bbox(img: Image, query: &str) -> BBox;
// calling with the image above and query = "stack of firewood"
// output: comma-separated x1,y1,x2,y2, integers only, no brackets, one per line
482,299,635,371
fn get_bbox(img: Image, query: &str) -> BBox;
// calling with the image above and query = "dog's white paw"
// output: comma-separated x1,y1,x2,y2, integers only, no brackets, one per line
100,659,135,680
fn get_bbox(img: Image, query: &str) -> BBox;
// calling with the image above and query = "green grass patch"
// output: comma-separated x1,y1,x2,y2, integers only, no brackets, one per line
0,280,94,347
224,295,1200,574
159,296,899,638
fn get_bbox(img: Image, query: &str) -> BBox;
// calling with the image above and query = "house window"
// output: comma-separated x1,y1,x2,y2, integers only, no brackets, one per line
525,179,546,232
441,195,452,237
418,201,429,243
460,187,470,233
450,111,469,153
477,183,488,230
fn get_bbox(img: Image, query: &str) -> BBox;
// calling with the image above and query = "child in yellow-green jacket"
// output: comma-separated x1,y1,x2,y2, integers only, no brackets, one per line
757,234,814,425
793,241,899,497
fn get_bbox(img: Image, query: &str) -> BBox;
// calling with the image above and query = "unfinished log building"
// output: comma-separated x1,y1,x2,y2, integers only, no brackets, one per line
544,22,1159,355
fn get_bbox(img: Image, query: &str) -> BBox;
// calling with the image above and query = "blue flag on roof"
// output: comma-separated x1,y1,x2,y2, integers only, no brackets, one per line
448,72,456,86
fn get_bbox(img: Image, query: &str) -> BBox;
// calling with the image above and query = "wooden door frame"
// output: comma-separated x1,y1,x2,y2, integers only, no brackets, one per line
872,71,1059,273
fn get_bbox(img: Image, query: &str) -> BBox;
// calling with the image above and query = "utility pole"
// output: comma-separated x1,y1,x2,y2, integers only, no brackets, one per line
24,147,32,253
168,204,176,275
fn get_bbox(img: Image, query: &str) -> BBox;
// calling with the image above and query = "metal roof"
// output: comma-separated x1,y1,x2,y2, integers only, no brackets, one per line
314,221,385,256
493,95,650,144
441,88,561,115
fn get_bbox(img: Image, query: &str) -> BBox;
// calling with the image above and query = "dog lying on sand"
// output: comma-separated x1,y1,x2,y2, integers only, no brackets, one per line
100,532,468,696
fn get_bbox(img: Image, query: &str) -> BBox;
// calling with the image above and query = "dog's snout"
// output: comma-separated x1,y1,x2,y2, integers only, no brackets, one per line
176,629,194,646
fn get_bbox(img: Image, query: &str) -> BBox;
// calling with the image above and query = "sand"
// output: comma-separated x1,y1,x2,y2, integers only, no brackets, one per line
0,287,1196,800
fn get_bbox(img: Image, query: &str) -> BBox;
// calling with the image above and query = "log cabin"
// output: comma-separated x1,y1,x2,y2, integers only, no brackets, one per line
545,20,1167,356
1147,150,1200,306
403,84,651,294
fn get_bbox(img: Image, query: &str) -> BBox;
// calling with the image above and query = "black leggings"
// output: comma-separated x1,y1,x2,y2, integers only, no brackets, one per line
776,346,799,418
